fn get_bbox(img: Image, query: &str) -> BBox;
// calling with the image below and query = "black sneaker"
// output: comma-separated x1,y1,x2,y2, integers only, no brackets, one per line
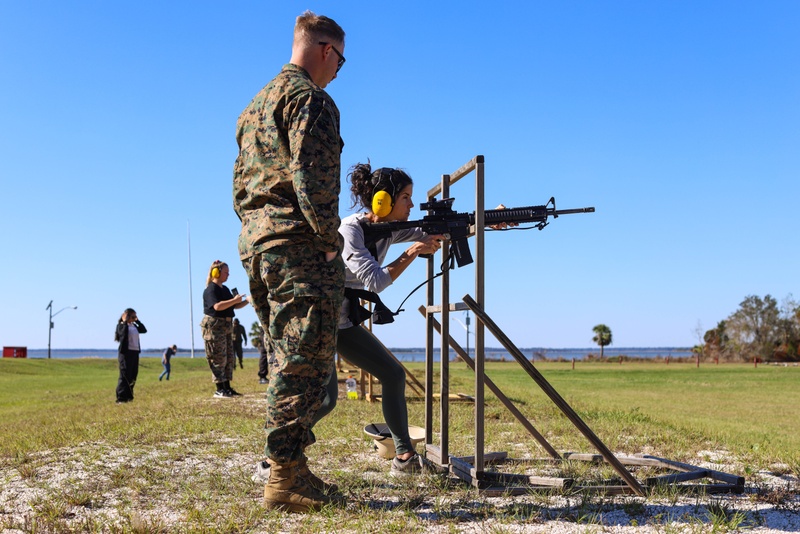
213,389,233,398
259,378,268,385
227,388,243,397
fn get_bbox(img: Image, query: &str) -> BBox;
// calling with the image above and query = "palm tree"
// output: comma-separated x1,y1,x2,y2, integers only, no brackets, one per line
592,324,612,358
249,321,265,349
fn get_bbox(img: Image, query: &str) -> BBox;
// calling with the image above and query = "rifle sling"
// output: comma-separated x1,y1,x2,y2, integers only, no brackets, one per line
344,288,395,326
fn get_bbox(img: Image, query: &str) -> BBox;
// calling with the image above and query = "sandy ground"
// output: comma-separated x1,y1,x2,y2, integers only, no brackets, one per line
1,438,799,533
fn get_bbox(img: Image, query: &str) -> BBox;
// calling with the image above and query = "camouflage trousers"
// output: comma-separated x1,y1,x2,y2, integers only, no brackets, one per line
243,244,344,464
200,315,235,383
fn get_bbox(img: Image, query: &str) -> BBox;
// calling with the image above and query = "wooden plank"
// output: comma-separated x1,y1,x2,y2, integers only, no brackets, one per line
564,452,668,469
463,294,646,497
450,455,476,477
426,444,443,466
426,156,481,198
474,160,485,474
450,465,475,486
562,453,604,463
616,456,673,468
529,476,573,488
483,472,571,488
504,457,564,466
449,455,479,487
432,393,475,403
641,455,745,486
425,303,469,313
647,471,711,485
452,451,508,465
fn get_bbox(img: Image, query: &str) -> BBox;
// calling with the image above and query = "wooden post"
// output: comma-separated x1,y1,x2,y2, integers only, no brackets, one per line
572,358,575,370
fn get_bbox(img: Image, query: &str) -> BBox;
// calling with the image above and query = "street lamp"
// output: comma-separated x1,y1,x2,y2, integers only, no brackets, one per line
452,311,472,357
47,300,77,359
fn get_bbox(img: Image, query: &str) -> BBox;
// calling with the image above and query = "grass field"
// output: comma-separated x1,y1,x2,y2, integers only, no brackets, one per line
1,356,798,532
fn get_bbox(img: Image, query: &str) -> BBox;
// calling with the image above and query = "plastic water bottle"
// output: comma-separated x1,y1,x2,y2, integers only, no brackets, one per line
345,375,357,400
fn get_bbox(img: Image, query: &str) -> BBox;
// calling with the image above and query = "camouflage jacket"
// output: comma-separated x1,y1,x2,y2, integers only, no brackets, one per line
233,64,344,259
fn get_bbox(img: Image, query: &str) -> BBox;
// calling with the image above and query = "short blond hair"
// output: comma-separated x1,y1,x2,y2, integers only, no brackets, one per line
294,10,345,47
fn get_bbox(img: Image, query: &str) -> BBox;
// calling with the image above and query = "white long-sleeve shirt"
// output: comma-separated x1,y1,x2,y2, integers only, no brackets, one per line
338,212,424,328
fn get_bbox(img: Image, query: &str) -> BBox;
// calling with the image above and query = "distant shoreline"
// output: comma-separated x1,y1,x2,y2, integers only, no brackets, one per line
9,347,696,362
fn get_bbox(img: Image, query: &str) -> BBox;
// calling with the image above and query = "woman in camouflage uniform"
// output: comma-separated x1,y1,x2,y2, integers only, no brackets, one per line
200,260,249,398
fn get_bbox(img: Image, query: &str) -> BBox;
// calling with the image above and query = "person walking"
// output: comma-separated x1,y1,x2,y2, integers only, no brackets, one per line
232,318,247,369
257,329,271,385
159,344,177,381
233,10,347,512
115,308,147,404
201,260,249,398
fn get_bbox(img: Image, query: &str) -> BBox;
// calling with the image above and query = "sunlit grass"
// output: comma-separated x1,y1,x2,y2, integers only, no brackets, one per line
0,357,798,531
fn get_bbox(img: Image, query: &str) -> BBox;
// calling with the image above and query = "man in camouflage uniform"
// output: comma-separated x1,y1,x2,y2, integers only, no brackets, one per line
232,318,247,369
233,10,346,513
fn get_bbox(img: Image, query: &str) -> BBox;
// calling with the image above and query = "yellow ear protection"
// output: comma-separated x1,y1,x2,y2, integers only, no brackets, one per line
211,261,222,279
371,168,396,218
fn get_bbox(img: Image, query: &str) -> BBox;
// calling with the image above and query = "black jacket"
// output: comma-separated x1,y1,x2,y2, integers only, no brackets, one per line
116,321,147,354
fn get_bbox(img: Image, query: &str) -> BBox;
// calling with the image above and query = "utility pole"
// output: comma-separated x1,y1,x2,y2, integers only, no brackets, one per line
47,301,77,359
188,221,195,358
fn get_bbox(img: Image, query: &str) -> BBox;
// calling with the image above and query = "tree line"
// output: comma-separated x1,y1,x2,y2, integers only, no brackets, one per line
249,296,799,363
698,294,799,362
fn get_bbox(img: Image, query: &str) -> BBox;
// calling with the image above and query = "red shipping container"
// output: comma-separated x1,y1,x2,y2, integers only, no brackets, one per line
2,347,27,358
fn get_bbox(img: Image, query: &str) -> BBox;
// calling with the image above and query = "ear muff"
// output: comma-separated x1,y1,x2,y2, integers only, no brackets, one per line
211,267,220,278
372,190,393,217
371,167,396,218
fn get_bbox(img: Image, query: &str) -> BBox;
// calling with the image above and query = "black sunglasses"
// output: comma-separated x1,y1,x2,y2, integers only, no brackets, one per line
318,41,346,73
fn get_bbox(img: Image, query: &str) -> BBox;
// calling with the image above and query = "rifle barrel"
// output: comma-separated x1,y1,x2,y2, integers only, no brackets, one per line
480,205,594,225
553,207,595,216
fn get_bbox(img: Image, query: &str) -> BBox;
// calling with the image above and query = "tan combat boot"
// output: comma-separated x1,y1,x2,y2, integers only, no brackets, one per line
298,455,339,494
263,460,340,512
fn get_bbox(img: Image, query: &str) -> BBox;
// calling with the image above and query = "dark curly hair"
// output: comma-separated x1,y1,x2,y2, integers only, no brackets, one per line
347,161,413,212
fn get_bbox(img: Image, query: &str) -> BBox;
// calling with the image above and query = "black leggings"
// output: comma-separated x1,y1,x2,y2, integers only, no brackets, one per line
314,325,413,456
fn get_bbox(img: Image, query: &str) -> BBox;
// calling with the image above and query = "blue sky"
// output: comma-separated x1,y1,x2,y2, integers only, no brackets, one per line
1,1,798,351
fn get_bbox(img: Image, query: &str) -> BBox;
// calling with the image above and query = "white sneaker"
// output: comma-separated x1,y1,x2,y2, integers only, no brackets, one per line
252,460,270,483
390,454,428,477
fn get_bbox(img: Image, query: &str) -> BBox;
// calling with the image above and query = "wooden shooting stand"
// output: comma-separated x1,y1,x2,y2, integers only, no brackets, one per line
418,155,743,496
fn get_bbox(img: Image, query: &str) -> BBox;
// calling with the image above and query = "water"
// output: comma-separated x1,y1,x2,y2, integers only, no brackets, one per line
16,347,693,362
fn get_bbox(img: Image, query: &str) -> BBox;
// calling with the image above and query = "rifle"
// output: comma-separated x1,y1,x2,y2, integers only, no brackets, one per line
363,196,595,268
